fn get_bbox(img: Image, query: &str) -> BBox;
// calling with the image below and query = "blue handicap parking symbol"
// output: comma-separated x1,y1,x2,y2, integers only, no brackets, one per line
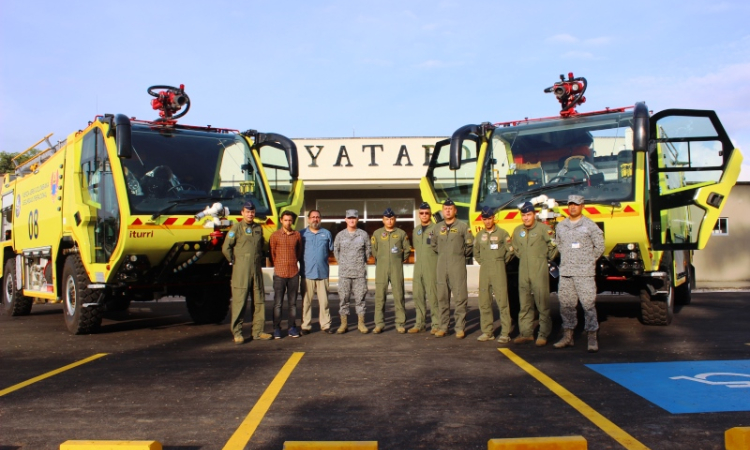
586,360,750,414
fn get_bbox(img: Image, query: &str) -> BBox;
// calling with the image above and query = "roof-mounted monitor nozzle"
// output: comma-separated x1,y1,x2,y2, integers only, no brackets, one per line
544,72,587,117
148,84,191,123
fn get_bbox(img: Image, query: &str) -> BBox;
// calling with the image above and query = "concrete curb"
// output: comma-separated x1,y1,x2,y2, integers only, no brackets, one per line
726,427,750,450
60,441,162,450
283,442,378,450
487,436,587,450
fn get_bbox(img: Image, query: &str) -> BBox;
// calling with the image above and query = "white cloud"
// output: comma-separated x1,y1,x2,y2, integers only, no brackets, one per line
546,34,578,44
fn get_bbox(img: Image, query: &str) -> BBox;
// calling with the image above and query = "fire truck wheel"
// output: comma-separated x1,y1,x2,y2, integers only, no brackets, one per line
185,285,230,324
3,259,33,316
638,283,674,326
62,255,103,334
675,265,693,306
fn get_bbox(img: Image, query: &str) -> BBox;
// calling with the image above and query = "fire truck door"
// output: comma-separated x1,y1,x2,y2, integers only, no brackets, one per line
80,127,121,263
647,109,743,251
258,141,303,219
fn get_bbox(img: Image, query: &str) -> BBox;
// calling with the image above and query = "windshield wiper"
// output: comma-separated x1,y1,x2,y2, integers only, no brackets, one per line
496,180,585,211
151,196,231,220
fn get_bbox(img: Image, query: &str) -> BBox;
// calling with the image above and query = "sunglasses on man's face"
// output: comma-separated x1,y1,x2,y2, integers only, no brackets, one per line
418,212,431,215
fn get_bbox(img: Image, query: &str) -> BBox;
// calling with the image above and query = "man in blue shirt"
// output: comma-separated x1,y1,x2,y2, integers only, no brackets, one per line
299,210,335,334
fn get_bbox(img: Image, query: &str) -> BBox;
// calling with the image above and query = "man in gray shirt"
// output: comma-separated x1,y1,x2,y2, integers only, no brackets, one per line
553,194,605,352
333,209,372,334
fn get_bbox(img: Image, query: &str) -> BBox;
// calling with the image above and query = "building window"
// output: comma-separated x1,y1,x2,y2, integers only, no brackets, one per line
713,217,728,236
316,198,415,238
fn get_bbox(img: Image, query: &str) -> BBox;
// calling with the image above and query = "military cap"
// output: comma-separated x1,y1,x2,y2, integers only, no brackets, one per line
418,202,431,210
480,206,495,219
345,209,359,218
443,198,455,206
242,201,256,211
383,207,396,218
567,194,585,205
519,201,535,214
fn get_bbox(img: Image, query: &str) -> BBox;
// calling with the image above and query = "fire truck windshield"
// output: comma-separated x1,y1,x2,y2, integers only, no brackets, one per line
477,112,636,211
121,125,272,217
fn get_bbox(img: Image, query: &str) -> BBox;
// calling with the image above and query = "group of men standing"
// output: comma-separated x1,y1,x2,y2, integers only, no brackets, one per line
221,193,604,352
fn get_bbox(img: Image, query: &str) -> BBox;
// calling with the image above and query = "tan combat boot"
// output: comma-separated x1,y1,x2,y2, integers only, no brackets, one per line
337,315,348,334
358,314,369,334
587,331,599,353
553,329,574,348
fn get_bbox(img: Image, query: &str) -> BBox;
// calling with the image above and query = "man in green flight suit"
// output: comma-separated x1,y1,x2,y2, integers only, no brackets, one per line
474,206,513,343
511,201,557,347
372,207,411,334
222,201,273,344
431,198,474,339
410,202,440,334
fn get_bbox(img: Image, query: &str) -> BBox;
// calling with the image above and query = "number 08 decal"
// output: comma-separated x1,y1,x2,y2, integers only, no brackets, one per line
28,209,39,239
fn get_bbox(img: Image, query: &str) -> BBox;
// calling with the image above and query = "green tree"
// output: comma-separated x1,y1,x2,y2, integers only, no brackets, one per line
0,149,40,174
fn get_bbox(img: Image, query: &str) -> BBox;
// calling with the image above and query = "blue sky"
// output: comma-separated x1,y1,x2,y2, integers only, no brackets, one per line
2,0,749,179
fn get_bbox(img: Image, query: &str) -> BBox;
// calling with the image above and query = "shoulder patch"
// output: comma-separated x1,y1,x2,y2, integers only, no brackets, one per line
371,236,376,244
228,231,235,238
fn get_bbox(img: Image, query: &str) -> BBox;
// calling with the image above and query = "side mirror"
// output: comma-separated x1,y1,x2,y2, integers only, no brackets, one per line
115,114,132,159
633,102,649,152
449,124,480,170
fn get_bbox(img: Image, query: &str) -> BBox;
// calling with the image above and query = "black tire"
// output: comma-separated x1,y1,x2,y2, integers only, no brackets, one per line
185,285,230,324
639,283,674,326
2,258,33,316
675,265,693,306
62,254,103,334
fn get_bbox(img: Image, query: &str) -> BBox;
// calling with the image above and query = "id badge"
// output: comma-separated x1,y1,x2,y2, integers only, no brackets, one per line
391,246,399,254
490,244,498,250
572,242,580,249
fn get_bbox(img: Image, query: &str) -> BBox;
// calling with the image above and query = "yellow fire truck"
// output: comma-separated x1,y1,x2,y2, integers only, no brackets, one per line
1,85,304,333
420,73,742,325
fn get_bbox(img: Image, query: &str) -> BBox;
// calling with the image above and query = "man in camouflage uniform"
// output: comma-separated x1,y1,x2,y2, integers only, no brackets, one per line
410,202,440,334
372,208,411,334
333,209,372,334
222,201,273,344
512,201,558,347
554,194,605,352
431,198,474,339
474,206,513,342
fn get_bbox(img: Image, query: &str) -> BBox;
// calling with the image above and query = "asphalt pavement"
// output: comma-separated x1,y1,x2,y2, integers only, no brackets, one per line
1,291,749,450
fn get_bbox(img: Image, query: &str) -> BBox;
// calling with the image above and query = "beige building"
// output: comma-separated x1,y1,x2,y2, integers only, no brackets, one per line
693,182,750,288
294,136,445,240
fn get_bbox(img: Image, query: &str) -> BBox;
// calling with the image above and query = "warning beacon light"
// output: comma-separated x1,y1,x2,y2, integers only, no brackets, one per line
544,72,587,117
148,84,191,121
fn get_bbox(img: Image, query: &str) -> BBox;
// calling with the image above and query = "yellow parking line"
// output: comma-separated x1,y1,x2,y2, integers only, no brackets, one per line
223,352,305,450
498,348,649,450
0,353,109,397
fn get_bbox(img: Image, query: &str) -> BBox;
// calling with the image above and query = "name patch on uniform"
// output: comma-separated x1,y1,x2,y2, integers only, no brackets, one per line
490,236,499,242
450,228,458,233
392,234,399,239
